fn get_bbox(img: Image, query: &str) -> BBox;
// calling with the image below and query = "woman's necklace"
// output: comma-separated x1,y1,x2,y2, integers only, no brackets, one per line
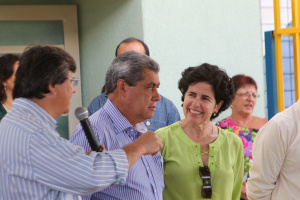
3,102,12,109
181,121,214,142
200,124,214,155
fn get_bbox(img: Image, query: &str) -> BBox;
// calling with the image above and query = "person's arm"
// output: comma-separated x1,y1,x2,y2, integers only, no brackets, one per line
232,138,244,200
34,130,162,195
247,121,286,200
87,93,107,116
30,137,129,196
122,130,163,168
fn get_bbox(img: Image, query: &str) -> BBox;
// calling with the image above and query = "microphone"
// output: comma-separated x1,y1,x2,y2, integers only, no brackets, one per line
75,107,102,152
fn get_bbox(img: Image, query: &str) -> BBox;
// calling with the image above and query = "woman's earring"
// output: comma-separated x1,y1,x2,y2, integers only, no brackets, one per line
4,86,6,91
213,111,217,117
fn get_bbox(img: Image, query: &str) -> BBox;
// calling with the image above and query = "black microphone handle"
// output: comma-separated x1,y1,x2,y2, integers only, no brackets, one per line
80,118,102,152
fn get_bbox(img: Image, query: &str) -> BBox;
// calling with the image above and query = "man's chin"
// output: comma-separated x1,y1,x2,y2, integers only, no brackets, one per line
145,113,154,120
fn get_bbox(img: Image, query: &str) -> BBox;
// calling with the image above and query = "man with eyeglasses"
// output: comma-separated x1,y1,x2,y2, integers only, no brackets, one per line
0,45,163,200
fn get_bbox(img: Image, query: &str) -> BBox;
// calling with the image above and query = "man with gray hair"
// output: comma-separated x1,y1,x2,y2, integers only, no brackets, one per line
70,51,164,200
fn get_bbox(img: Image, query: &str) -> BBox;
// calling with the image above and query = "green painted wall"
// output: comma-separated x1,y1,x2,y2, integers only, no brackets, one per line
0,0,143,108
142,0,265,120
1,0,265,123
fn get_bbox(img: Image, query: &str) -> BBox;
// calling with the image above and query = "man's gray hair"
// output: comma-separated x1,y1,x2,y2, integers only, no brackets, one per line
105,51,160,95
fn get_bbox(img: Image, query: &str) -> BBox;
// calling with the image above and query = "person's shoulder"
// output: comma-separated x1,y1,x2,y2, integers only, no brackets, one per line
251,116,268,129
90,93,107,104
89,108,111,126
88,92,108,115
155,122,180,136
158,94,180,117
215,117,230,127
158,94,176,106
218,128,242,144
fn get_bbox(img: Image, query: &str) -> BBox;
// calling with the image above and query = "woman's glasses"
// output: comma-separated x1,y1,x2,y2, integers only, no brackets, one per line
236,92,260,99
199,166,212,199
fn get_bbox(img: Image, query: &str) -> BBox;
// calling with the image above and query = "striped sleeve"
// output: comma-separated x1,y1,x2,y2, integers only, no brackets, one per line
30,133,128,195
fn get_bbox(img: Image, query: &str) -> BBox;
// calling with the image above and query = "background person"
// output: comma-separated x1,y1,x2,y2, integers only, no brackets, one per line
215,74,268,199
247,99,300,200
71,51,165,200
156,63,244,200
0,54,19,121
87,37,180,132
0,45,162,200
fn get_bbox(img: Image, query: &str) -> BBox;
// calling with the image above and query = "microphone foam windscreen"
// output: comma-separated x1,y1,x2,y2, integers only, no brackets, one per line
75,107,89,121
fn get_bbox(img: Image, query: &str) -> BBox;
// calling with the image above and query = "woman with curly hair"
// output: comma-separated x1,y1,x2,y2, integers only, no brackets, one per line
156,63,244,200
0,54,19,121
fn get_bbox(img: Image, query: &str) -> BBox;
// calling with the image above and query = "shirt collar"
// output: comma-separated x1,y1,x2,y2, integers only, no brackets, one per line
13,98,57,129
103,99,134,133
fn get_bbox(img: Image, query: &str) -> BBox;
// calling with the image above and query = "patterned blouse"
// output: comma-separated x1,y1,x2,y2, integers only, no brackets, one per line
215,117,258,182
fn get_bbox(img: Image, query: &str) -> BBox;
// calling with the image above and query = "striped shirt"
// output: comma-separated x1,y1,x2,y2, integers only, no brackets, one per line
87,92,181,132
70,99,164,200
0,98,128,200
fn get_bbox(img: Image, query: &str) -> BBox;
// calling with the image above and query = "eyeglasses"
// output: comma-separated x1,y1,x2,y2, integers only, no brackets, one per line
199,166,212,199
236,92,260,99
66,77,80,86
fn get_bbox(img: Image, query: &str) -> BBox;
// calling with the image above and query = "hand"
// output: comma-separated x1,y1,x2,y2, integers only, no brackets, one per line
241,183,248,200
135,131,163,156
122,131,163,168
100,144,107,152
86,144,107,155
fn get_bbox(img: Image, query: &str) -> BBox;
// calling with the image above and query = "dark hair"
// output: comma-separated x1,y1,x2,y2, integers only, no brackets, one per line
106,51,159,95
115,37,150,57
13,45,76,99
0,54,20,102
178,63,235,120
232,74,257,93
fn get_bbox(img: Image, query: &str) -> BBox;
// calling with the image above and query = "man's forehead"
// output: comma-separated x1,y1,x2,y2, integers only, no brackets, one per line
139,70,160,85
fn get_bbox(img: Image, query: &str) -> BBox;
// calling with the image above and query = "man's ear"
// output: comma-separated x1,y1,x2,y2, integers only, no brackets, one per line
116,79,127,97
48,82,57,95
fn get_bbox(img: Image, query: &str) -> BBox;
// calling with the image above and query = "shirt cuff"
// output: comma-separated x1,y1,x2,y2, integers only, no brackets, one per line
104,149,129,185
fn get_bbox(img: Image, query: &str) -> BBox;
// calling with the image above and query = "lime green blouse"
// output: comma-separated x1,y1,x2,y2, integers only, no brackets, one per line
0,103,7,121
156,122,243,200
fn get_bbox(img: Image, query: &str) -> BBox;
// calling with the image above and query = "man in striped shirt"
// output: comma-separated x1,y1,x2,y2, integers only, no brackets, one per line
0,45,163,200
70,51,164,200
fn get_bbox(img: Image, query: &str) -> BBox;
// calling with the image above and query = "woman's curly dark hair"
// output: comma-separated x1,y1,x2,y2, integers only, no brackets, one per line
0,54,19,102
178,63,235,120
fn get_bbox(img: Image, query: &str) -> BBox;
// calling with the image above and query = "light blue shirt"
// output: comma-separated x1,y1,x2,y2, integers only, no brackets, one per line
0,98,128,200
88,92,181,132
70,99,164,200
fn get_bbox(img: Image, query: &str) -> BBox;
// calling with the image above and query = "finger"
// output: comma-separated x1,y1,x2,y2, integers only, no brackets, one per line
100,144,107,152
86,149,93,155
